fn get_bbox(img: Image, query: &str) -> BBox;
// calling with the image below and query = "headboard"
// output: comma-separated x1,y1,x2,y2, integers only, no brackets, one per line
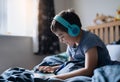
87,21,120,44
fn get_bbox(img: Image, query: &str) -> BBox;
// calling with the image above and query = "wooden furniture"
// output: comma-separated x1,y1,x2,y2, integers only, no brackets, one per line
87,21,120,44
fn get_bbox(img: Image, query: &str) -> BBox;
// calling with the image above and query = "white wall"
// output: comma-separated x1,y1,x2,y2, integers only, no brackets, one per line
70,0,120,27
55,0,120,28
54,0,72,14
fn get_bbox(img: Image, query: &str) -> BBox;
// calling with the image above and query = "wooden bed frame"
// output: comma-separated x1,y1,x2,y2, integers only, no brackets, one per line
87,21,120,44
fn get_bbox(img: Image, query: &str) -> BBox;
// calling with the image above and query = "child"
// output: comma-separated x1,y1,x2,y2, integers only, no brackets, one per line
38,9,112,80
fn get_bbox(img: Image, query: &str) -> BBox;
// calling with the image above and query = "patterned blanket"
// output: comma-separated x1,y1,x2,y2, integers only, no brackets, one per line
1,53,120,82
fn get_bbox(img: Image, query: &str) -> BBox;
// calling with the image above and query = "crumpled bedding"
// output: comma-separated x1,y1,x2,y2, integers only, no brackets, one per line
92,65,120,82
33,52,68,73
0,66,91,82
1,65,120,82
0,67,35,82
1,54,120,82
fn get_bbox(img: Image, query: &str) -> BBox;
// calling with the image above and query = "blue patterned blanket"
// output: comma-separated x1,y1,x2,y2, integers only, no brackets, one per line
1,53,120,82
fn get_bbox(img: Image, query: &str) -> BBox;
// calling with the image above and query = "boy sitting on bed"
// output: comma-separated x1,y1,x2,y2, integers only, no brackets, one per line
36,9,112,80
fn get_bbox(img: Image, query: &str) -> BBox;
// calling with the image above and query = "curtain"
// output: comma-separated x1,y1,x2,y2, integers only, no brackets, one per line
0,0,7,34
36,0,60,55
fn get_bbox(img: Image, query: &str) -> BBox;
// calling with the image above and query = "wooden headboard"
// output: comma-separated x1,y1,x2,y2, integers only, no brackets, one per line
87,21,120,44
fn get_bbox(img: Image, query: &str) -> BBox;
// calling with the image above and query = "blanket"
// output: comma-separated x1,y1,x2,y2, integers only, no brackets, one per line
92,65,120,82
0,67,91,82
33,52,68,73
1,54,120,82
0,67,35,82
1,65,120,82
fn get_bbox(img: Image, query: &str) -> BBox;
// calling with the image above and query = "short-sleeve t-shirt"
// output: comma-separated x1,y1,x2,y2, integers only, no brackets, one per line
66,30,112,68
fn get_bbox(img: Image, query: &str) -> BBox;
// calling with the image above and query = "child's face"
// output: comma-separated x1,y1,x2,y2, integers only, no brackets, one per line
54,30,76,46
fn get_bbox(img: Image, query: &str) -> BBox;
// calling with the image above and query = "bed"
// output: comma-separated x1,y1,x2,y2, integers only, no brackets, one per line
88,21,120,62
0,21,120,82
87,21,120,44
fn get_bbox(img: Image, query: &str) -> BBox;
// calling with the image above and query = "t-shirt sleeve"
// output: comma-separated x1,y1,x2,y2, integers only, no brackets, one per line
82,35,104,53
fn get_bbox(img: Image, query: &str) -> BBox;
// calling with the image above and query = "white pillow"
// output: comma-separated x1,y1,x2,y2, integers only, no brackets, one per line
106,45,120,61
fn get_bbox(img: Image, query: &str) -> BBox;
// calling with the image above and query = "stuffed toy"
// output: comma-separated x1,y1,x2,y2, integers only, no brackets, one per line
93,13,115,25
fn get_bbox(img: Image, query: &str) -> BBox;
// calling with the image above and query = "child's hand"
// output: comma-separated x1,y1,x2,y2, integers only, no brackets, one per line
38,66,55,73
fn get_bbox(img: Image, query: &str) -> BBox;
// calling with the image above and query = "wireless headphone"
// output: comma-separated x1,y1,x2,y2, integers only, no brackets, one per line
53,15,80,37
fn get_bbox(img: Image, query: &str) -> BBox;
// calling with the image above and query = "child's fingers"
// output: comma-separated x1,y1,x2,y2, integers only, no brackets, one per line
38,66,46,71
45,67,54,73
42,66,49,71
38,66,54,73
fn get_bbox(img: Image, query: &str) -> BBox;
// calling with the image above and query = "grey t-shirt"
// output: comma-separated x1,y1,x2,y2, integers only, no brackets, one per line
66,30,111,68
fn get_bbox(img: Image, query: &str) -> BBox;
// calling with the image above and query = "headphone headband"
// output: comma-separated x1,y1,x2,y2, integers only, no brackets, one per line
54,15,71,29
53,15,80,37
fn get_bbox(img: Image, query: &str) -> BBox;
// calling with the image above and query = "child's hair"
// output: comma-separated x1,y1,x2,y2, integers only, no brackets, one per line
51,9,82,33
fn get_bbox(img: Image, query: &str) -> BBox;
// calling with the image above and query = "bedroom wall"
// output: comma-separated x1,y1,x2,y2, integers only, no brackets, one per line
71,0,120,28
55,0,120,28
0,35,44,74
54,0,72,14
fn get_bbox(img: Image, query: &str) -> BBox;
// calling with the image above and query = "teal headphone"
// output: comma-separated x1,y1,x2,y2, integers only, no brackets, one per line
53,15,80,37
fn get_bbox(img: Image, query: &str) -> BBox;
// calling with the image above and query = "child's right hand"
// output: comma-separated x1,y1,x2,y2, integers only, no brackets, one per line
38,66,55,73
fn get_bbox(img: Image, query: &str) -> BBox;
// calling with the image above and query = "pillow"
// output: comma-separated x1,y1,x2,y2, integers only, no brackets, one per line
106,45,120,62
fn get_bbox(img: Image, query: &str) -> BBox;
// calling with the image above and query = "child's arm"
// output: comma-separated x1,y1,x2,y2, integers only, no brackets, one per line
51,47,98,80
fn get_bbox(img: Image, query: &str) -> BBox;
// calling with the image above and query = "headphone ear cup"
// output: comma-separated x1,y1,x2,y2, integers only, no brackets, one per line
53,15,80,37
68,24,80,37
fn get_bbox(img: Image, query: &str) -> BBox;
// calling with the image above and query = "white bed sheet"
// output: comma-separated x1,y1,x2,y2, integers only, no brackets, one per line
107,45,120,61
